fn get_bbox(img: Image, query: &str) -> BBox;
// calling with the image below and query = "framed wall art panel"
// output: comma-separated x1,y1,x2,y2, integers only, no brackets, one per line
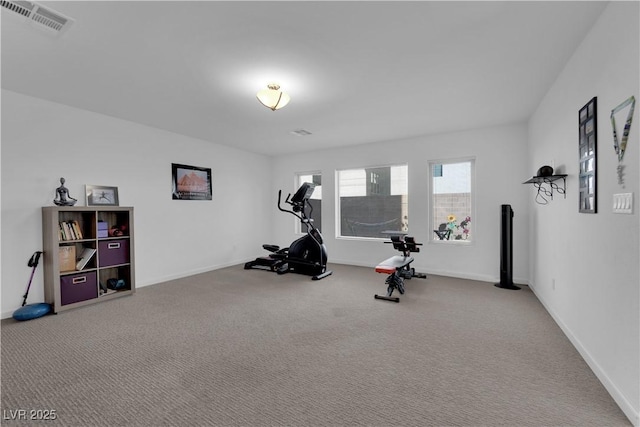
578,97,597,213
171,163,212,201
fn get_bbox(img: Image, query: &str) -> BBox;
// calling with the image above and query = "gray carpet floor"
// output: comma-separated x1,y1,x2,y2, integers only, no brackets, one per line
1,263,631,426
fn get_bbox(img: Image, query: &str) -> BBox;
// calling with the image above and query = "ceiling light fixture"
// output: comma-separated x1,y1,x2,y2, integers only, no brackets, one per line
256,83,290,111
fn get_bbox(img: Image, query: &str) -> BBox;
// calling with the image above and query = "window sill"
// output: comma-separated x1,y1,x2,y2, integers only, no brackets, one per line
430,239,473,246
336,236,390,242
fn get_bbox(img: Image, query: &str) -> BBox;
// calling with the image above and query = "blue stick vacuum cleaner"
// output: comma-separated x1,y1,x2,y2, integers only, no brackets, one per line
12,251,51,321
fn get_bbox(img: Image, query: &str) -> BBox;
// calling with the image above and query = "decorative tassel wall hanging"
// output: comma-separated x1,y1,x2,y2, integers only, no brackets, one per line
610,96,635,187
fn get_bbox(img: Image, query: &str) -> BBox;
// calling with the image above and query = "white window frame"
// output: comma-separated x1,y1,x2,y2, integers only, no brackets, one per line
428,157,475,245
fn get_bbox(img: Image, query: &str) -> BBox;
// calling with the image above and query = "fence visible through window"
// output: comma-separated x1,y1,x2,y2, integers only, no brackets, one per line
430,160,473,242
337,165,408,238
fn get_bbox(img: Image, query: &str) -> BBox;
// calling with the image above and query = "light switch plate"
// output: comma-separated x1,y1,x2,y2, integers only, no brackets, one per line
613,193,633,214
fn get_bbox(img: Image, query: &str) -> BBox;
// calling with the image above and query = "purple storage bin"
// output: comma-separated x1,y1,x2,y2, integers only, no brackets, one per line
60,271,98,305
98,239,130,267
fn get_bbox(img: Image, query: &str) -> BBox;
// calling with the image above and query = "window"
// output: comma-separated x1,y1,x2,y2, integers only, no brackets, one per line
430,159,474,242
296,173,322,233
337,165,408,238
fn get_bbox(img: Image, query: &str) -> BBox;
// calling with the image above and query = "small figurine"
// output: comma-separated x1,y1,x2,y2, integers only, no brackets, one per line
53,177,77,206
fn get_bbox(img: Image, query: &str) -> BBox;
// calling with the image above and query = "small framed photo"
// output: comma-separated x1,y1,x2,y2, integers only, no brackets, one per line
86,185,119,206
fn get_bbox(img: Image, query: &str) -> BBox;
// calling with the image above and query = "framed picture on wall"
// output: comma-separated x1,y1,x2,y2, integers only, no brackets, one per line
86,185,119,206
171,163,212,200
578,97,597,213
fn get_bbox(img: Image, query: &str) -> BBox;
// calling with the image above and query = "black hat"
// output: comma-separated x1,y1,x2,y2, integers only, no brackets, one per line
537,165,554,177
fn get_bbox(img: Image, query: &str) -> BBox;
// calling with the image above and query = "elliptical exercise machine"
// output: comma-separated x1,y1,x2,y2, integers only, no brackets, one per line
374,235,426,302
244,182,332,280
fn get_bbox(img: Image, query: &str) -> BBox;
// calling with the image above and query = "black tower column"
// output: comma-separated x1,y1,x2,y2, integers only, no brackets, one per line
495,204,520,290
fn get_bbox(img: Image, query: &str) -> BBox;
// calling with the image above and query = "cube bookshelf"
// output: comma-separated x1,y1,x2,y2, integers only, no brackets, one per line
41,206,135,313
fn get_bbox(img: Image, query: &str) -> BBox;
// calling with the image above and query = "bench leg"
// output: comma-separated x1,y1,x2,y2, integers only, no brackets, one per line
386,273,405,295
374,294,400,303
374,272,403,302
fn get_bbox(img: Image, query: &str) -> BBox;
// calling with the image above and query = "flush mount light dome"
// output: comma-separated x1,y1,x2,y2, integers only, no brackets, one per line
256,83,290,111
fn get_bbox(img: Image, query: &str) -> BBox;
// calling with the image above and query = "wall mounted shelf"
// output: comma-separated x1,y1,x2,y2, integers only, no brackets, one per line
523,174,567,204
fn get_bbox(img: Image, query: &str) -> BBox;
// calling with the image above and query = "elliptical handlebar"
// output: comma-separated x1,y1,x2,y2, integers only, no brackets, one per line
278,190,304,220
277,188,316,230
277,190,293,213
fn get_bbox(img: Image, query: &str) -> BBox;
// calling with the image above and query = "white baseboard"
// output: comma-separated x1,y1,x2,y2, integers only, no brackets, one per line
1,262,525,319
529,282,639,427
330,259,527,286
135,259,248,288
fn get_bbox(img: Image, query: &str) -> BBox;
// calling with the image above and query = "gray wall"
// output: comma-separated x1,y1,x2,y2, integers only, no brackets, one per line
1,90,273,318
527,2,639,423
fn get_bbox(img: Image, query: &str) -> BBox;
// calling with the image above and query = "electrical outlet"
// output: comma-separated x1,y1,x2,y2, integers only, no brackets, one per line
613,193,633,214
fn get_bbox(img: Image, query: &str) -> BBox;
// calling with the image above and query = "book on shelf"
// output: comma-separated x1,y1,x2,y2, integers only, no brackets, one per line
65,222,76,240
58,220,83,241
71,220,83,239
58,223,67,241
75,247,97,270
59,221,73,240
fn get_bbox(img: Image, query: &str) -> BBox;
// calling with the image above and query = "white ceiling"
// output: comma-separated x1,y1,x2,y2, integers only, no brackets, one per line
1,1,608,156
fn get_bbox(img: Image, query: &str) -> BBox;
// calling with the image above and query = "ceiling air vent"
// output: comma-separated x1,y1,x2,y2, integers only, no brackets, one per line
1,0,74,35
290,129,313,137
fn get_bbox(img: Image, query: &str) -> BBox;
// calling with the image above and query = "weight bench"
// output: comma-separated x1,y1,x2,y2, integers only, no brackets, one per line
374,235,427,302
